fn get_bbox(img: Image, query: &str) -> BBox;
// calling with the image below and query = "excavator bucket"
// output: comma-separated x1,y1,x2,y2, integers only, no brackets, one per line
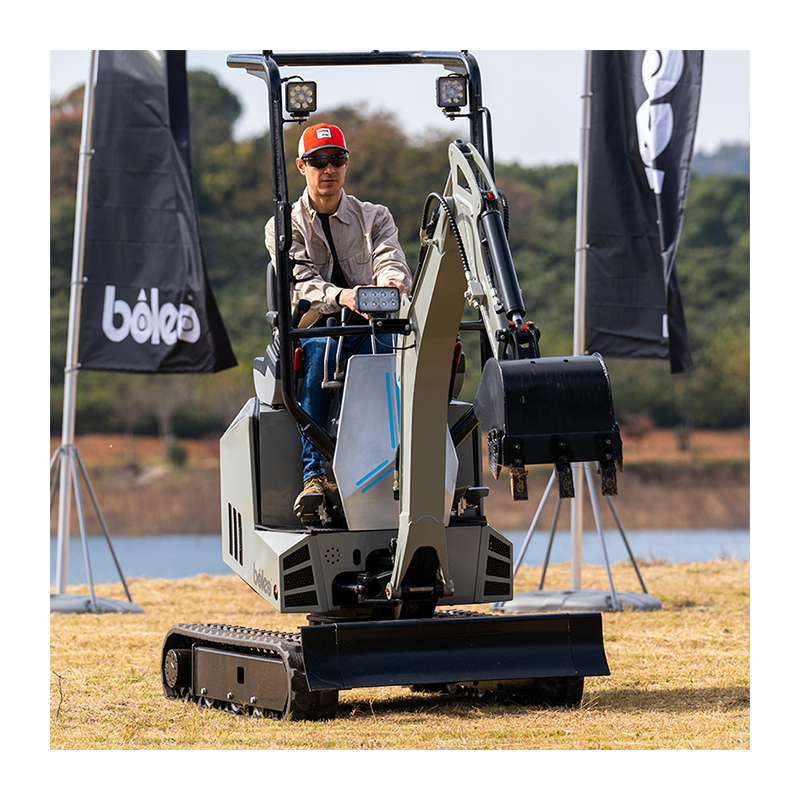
300,611,609,691
473,354,623,497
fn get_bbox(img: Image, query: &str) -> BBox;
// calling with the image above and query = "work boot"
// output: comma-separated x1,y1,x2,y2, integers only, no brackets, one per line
294,475,327,526
320,475,341,508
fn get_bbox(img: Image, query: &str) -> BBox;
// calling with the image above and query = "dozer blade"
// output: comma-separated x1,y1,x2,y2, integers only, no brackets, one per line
300,612,609,691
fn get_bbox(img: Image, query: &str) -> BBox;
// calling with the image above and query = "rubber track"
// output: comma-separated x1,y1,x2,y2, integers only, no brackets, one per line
161,622,339,720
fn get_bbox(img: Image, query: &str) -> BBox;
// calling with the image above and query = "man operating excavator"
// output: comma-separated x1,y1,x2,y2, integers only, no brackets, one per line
265,123,413,526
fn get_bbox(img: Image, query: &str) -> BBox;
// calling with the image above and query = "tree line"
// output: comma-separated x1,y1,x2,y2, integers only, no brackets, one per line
50,70,749,446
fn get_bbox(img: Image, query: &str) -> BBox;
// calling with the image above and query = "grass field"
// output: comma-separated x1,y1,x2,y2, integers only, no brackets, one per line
50,560,749,752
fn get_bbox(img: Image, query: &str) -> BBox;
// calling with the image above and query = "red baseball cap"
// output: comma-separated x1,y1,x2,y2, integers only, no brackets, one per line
298,123,348,158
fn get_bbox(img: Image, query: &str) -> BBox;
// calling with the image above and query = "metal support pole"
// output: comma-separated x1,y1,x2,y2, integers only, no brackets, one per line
570,50,593,590
570,466,585,589
70,449,98,612
75,447,135,602
50,444,137,603
537,495,563,590
512,469,556,578
573,51,591,360
54,50,98,595
605,491,649,595
496,51,647,614
50,52,140,614
583,463,619,610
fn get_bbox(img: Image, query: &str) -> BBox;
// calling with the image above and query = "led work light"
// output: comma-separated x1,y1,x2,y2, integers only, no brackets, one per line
436,75,468,115
286,80,317,118
355,287,401,316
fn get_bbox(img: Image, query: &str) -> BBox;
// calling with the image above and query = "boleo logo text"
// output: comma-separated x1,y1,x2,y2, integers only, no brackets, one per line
101,285,202,346
635,50,685,195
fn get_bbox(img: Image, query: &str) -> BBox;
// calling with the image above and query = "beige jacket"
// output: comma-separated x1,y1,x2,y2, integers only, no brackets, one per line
265,189,412,316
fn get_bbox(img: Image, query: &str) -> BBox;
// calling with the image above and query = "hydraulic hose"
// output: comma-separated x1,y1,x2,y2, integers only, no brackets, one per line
414,192,472,291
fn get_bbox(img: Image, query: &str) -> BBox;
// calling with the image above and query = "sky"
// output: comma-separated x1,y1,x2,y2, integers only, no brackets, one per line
49,49,749,168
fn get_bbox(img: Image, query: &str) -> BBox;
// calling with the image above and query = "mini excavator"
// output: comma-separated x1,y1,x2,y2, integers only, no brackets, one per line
161,51,622,719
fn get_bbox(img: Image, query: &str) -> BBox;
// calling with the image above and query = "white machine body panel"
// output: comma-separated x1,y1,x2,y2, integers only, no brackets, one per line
332,353,457,531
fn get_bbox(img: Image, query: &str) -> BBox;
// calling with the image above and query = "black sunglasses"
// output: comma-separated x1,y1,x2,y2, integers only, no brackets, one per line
303,153,348,169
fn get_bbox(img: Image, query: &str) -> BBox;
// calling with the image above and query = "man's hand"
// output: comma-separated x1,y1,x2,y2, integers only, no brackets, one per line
337,287,359,312
379,280,408,297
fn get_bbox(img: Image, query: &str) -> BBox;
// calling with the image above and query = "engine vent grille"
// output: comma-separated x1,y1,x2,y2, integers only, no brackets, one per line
483,532,511,599
284,544,310,571
227,503,243,565
284,565,314,591
486,555,510,580
488,534,511,560
285,590,318,607
281,544,317,608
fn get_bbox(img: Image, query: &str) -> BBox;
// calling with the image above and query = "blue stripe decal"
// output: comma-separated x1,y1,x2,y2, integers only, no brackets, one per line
359,463,394,493
356,459,392,488
395,373,401,430
385,372,396,448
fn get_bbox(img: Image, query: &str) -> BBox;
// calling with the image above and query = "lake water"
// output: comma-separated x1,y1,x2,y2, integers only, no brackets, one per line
50,528,749,585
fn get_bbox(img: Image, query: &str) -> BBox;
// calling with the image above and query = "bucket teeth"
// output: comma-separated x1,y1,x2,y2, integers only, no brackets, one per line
509,467,529,501
555,463,575,498
600,461,618,496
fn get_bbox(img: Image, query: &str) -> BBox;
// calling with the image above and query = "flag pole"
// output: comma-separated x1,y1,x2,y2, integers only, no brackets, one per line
495,50,662,614
50,50,142,613
53,50,98,596
570,50,593,590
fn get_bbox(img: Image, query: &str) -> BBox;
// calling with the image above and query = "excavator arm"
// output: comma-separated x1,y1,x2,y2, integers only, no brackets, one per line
389,142,622,605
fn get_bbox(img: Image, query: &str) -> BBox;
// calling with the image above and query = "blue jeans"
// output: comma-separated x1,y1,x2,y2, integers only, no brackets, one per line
299,332,394,481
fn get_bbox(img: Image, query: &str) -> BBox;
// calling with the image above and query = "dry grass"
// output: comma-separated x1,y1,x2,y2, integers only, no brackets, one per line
50,561,749,751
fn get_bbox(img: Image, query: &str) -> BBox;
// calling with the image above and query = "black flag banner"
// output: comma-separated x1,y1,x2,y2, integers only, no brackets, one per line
78,50,237,373
585,50,702,374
